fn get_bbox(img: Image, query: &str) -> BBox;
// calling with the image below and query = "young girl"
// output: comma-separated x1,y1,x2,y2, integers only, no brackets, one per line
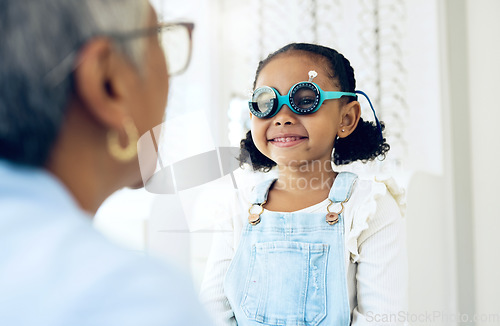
200,43,407,325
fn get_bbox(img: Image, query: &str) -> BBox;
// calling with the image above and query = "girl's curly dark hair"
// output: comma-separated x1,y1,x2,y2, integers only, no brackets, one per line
239,43,390,172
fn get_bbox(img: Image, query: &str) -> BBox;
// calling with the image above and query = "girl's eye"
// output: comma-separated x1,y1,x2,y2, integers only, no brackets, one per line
297,97,315,108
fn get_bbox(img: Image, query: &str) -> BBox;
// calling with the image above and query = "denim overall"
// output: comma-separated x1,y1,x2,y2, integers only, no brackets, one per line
224,172,358,326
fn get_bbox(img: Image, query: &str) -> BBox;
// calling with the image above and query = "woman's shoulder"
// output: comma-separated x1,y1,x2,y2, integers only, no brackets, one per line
344,174,407,262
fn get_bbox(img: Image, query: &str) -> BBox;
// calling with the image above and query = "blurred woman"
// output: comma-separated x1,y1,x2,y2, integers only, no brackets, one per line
0,1,209,325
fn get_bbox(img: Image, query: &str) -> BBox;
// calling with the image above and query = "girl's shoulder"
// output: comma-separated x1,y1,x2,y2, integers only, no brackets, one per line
344,175,407,262
199,169,273,232
349,175,406,218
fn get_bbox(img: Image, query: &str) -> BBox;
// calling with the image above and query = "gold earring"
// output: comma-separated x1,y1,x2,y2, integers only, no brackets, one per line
107,118,139,162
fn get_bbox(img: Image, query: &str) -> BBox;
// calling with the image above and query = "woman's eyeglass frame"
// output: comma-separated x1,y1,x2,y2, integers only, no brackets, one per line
112,22,194,76
43,22,195,87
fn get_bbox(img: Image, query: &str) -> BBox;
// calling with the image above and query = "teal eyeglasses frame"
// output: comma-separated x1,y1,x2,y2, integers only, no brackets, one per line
249,81,383,139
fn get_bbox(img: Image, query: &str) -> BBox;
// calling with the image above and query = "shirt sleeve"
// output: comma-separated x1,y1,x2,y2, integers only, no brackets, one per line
199,216,238,326
351,185,408,326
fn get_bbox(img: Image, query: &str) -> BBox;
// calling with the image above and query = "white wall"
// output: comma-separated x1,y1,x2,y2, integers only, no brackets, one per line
405,1,459,323
467,0,500,322
405,1,500,324
406,172,458,323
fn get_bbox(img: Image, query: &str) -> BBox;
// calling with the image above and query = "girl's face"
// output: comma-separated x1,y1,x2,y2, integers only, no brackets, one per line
251,53,347,169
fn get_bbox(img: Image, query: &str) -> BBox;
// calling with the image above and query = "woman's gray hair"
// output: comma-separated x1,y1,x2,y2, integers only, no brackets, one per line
0,0,149,167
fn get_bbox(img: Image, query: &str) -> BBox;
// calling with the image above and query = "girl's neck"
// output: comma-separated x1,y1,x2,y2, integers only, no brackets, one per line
264,161,337,212
275,160,337,193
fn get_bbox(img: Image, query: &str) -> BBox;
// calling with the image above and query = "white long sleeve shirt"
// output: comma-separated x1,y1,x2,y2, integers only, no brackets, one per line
200,175,408,326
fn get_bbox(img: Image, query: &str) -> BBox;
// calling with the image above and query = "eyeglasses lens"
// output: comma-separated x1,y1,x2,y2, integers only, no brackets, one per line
159,24,192,76
253,89,276,113
292,87,317,110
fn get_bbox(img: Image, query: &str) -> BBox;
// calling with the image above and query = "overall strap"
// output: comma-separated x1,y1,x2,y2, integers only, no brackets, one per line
250,178,277,205
327,172,358,203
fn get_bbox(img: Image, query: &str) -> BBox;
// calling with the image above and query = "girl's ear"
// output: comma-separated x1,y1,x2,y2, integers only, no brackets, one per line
338,100,361,138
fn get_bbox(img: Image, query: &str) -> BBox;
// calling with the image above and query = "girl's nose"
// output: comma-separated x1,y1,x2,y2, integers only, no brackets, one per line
272,105,297,126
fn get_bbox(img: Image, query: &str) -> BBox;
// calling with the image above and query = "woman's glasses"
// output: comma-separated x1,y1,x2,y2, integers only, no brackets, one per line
44,22,194,86
115,22,194,76
159,22,194,76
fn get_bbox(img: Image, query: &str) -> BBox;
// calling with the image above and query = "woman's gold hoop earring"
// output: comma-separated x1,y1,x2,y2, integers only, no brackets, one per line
107,118,139,162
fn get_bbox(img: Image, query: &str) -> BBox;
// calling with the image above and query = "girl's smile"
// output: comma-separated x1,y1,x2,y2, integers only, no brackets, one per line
267,133,308,148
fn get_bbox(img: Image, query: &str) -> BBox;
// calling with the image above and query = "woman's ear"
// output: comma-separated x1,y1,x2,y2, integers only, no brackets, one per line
338,100,361,138
72,37,137,131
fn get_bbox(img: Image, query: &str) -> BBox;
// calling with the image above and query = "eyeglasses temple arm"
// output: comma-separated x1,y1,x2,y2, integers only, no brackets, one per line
323,91,357,100
355,90,383,140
